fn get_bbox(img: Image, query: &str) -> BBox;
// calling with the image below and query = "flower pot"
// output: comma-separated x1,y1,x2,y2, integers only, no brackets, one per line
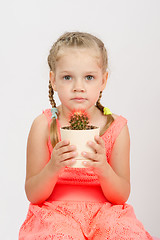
60,127,100,168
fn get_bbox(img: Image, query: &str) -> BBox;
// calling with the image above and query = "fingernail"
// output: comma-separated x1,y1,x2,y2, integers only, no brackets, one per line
82,151,86,156
73,151,78,156
71,145,76,149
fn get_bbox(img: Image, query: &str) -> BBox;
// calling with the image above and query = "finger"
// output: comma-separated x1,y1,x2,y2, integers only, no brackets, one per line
54,140,70,150
94,135,105,148
82,160,94,169
60,151,78,162
87,141,101,154
58,145,76,155
81,151,99,162
63,159,76,167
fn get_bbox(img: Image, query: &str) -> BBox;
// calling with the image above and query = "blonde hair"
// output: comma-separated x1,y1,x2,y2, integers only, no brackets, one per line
48,31,114,147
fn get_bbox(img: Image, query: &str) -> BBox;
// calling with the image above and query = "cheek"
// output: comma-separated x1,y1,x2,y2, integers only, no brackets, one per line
57,91,67,102
88,85,101,101
57,86,71,105
94,92,100,103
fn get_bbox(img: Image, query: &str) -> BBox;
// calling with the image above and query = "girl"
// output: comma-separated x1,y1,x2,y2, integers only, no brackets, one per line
19,32,153,240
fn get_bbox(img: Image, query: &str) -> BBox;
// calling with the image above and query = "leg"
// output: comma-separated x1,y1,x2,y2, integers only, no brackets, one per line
19,203,86,240
88,204,153,240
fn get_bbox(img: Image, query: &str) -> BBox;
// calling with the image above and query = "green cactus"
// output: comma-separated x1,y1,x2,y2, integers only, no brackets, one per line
69,110,89,130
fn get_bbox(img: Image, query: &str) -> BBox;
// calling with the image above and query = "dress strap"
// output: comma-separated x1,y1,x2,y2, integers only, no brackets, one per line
101,115,128,161
42,109,52,126
110,115,128,144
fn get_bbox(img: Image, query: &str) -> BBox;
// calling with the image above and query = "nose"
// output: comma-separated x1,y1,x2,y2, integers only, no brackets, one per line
73,78,85,92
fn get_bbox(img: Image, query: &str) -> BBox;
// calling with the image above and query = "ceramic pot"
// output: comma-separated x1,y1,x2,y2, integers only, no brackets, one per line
60,127,100,168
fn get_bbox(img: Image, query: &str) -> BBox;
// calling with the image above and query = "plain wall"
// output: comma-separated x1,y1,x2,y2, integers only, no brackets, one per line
0,0,160,239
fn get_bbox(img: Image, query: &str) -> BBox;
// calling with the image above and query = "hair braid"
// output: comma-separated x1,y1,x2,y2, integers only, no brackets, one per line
96,91,103,112
96,91,114,130
49,80,56,108
48,81,59,148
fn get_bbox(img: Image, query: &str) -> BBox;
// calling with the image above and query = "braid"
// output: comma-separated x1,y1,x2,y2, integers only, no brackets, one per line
96,91,103,112
49,80,56,108
96,91,114,131
48,80,59,148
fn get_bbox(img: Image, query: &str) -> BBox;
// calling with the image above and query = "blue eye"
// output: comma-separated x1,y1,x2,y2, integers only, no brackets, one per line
64,75,71,80
86,75,94,80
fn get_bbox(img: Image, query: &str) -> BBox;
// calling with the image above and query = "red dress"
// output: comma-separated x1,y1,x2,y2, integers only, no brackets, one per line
19,109,153,240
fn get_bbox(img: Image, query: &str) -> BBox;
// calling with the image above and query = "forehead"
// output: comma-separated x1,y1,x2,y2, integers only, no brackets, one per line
56,47,102,69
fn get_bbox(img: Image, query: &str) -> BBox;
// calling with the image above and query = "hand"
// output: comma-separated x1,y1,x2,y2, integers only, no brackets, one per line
50,140,78,172
81,135,109,178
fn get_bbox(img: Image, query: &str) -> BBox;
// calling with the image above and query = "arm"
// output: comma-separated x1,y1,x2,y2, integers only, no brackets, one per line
98,124,131,204
82,124,130,205
25,114,77,205
25,114,59,204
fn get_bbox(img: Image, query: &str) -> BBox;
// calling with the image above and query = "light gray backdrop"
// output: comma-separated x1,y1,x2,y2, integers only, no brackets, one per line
0,0,160,239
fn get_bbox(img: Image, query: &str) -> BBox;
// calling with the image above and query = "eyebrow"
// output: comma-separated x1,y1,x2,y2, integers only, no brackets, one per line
59,71,98,74
84,71,98,74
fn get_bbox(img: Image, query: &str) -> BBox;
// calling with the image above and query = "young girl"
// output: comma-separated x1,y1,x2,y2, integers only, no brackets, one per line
19,32,153,240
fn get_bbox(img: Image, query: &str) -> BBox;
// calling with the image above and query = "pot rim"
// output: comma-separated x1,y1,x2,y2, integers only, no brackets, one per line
60,126,99,130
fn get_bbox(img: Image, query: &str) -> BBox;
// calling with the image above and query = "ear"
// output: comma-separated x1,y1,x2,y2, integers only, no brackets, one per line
50,71,57,91
100,71,108,91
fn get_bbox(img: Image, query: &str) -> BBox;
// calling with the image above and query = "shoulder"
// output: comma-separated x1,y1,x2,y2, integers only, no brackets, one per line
112,113,119,120
32,108,53,127
111,112,130,147
112,113,125,121
29,113,49,141
32,113,48,128
112,113,128,126
111,113,129,142
33,113,48,123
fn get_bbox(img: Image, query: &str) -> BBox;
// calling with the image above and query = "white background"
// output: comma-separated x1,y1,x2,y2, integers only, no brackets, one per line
0,0,160,239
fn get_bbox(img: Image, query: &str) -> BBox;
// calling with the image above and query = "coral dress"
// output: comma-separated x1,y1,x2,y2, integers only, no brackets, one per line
19,109,153,240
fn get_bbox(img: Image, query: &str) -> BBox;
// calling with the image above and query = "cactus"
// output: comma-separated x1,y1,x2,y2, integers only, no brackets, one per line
69,109,89,130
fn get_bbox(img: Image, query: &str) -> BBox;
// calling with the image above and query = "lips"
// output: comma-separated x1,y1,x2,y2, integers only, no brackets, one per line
73,98,85,100
71,97,87,102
